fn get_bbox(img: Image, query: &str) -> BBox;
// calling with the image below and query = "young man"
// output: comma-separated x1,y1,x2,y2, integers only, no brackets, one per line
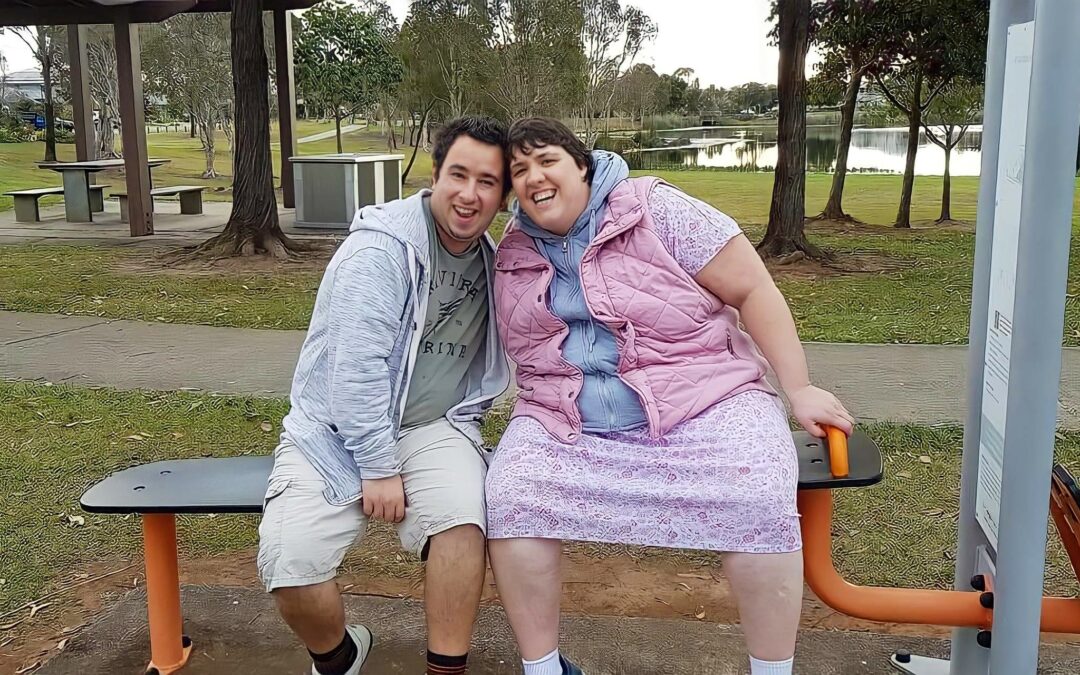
258,116,512,675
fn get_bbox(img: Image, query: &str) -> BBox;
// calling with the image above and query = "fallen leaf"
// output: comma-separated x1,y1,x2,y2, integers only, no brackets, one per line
897,471,913,479
125,434,144,442
56,638,68,651
72,573,89,580
188,401,203,411
15,661,41,674
675,573,710,580
1,620,24,631
919,456,932,464
695,611,706,619
171,432,184,440
260,421,273,433
63,419,100,428
28,602,50,619
0,578,5,585
65,515,85,527
677,582,692,592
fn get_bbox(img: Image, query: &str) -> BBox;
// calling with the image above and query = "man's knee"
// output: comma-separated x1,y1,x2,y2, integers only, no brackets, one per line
426,523,486,560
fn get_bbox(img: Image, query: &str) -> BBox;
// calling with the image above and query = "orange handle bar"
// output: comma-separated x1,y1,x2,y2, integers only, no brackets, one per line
824,425,849,478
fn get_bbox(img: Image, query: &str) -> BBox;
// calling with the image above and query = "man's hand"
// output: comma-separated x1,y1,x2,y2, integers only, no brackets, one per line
361,475,406,523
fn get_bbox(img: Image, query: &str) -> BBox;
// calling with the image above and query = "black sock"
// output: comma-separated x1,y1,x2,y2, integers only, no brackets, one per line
427,650,468,674
310,630,358,675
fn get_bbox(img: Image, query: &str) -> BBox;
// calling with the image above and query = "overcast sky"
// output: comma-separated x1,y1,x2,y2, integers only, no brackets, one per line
1,0,812,89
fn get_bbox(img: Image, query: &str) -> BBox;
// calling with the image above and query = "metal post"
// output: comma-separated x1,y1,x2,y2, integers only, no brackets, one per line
949,0,1033,670
113,17,153,236
988,1,1080,670
142,514,191,674
274,9,297,209
67,25,95,162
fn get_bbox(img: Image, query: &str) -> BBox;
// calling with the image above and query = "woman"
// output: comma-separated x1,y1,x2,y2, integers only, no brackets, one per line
485,117,855,675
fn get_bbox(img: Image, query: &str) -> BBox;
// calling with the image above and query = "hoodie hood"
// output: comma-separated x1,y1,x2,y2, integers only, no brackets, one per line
349,189,433,267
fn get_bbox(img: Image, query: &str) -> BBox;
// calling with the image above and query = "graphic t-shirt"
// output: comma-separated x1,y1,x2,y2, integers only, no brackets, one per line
400,196,489,428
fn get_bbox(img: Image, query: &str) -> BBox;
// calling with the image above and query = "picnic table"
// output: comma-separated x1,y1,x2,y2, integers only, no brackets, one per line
36,158,170,222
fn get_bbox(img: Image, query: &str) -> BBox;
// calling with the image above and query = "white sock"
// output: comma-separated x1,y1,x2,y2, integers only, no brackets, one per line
750,655,794,675
523,648,563,675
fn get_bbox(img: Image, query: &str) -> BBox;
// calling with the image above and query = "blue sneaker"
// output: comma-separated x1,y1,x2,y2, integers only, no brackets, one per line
560,655,584,675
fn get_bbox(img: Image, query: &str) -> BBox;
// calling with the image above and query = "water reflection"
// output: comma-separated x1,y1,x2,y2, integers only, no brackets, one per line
623,125,984,175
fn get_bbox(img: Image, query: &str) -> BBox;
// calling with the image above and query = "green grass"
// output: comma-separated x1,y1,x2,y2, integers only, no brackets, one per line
6,133,1080,344
2,380,1078,616
0,122,434,213
0,245,322,330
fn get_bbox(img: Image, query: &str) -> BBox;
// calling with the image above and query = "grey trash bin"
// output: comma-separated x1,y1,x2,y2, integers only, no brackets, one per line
290,153,404,229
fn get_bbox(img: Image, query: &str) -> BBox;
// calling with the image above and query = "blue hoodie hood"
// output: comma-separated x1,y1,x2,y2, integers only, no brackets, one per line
514,150,630,244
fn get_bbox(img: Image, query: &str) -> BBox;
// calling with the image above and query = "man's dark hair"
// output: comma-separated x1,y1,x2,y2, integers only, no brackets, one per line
507,117,595,184
432,116,512,197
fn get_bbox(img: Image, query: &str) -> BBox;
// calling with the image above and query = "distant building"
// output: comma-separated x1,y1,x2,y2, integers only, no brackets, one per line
857,82,886,108
2,67,45,104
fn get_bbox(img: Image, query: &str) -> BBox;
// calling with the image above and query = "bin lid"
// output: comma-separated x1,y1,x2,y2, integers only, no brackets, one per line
289,153,405,164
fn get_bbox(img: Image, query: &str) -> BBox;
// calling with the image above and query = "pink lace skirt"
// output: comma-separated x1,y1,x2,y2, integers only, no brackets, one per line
485,391,802,553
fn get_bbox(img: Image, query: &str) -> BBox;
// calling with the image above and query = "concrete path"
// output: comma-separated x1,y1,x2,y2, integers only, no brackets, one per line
36,586,1080,674
6,310,1080,427
297,123,363,144
0,201,346,247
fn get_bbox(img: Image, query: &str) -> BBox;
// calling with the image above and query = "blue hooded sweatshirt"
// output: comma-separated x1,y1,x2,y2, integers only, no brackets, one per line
514,150,648,432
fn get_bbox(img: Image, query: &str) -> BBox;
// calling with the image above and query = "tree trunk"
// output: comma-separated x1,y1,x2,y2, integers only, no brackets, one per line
895,71,923,229
938,140,953,223
402,103,432,184
196,0,297,258
817,68,861,221
41,30,57,162
190,110,197,138
759,0,821,259
334,111,342,153
200,119,218,179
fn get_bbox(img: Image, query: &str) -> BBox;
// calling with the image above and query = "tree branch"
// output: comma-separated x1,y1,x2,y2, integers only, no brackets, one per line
920,76,952,113
874,73,912,115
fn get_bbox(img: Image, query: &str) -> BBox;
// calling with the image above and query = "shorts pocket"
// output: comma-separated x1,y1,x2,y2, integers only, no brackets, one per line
262,477,290,511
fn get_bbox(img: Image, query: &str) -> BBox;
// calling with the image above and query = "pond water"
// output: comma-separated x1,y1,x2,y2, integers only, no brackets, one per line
622,124,984,175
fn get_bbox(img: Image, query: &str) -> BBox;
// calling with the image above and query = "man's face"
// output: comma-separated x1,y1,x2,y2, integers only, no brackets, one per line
429,135,506,253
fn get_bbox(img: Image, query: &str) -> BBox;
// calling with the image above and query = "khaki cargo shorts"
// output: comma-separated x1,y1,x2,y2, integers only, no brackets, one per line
256,419,488,592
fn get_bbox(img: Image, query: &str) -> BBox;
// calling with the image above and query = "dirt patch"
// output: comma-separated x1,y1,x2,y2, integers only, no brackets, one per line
111,239,342,277
764,250,910,281
5,537,1022,675
806,217,973,235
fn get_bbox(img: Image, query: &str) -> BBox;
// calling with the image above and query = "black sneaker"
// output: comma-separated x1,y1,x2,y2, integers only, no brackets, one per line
560,655,584,675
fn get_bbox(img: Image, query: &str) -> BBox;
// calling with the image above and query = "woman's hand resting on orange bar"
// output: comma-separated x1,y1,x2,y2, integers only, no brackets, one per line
787,384,855,438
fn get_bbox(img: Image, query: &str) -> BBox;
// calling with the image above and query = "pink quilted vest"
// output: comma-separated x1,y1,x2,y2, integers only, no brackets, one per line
494,176,775,444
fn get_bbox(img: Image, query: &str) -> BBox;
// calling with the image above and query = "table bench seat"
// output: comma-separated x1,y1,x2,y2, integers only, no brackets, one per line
4,185,106,222
112,185,205,222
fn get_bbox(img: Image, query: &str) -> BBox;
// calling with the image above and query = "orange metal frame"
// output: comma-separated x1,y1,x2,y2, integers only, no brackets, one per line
801,427,1080,634
142,514,192,675
129,427,1080,673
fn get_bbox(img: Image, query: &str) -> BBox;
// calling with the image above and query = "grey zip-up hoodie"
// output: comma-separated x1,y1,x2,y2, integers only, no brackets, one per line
280,190,510,506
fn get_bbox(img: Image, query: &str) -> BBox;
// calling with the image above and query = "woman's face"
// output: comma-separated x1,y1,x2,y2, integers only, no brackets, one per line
510,143,589,236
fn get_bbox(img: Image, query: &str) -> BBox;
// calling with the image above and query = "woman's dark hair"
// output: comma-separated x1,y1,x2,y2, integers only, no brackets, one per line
432,115,512,197
507,117,595,184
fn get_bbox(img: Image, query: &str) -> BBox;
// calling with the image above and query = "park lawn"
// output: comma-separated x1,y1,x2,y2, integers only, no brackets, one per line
5,142,1080,343
1,380,1078,618
0,123,431,213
